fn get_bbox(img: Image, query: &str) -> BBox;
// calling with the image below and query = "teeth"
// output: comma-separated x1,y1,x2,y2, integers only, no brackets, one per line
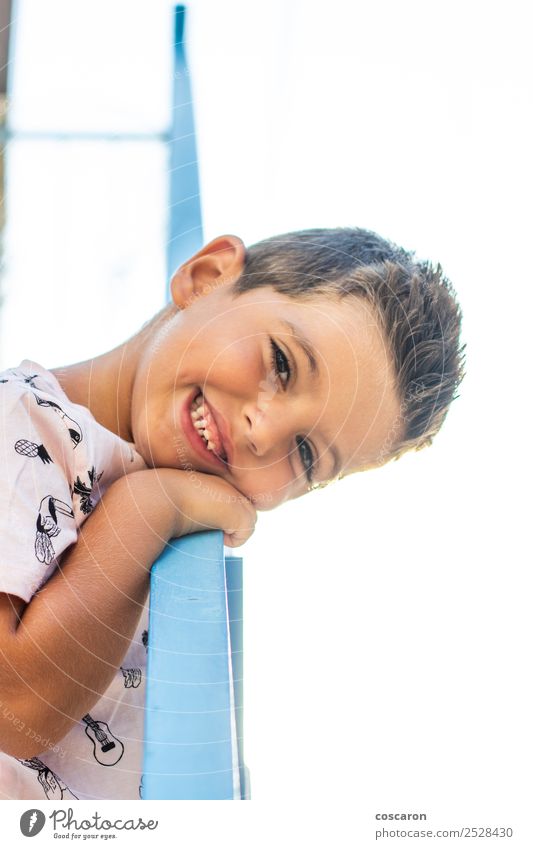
189,392,226,461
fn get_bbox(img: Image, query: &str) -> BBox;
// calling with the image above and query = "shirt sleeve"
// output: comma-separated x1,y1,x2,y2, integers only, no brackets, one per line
0,380,79,602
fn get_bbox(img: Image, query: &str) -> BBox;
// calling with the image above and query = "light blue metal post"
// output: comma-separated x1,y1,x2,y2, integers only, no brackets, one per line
226,554,251,798
167,4,203,284
143,531,246,799
142,6,249,801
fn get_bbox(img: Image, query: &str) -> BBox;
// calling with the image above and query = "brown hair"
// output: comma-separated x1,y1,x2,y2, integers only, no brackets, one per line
231,227,466,467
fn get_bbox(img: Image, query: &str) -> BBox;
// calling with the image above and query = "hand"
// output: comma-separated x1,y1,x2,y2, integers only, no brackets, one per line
148,468,257,548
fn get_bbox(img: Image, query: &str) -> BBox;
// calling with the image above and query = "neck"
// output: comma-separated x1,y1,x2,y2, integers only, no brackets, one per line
50,336,141,443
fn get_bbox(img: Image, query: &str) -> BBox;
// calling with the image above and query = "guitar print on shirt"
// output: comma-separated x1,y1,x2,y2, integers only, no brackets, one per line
82,714,125,767
120,667,142,688
34,495,75,565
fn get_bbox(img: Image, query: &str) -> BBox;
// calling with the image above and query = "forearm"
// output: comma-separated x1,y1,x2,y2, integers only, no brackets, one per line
10,469,177,751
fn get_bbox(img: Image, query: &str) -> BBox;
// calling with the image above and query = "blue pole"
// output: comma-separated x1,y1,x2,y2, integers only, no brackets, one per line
167,4,203,289
142,531,243,800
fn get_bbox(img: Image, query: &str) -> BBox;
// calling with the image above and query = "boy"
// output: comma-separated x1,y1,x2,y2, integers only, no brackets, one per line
0,227,465,799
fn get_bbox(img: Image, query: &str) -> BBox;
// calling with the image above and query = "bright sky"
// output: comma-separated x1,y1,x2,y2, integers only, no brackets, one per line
1,0,532,841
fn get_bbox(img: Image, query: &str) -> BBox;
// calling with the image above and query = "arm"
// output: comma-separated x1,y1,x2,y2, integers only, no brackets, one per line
0,468,256,758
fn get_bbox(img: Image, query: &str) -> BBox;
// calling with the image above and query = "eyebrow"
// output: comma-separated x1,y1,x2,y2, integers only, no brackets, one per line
279,319,343,482
279,319,319,378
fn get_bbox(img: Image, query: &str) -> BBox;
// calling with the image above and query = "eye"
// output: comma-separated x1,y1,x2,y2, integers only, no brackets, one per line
296,435,316,484
270,339,291,387
270,338,316,484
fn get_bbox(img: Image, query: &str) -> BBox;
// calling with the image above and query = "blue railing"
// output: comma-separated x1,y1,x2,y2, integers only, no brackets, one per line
167,3,203,282
142,6,249,800
143,531,249,799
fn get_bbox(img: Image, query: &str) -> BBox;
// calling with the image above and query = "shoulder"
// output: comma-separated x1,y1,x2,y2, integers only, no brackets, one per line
0,366,80,601
0,360,146,489
0,361,79,476
0,363,85,457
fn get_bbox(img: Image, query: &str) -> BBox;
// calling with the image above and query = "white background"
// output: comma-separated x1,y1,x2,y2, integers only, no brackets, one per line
1,0,532,845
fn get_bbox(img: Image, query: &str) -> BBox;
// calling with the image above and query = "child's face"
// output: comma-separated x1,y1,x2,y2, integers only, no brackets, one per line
130,244,402,510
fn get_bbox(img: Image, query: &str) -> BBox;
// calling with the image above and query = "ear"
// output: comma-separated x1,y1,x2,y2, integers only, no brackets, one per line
169,234,245,310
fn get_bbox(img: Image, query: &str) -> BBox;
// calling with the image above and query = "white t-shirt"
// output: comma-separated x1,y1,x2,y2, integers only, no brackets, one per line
0,360,151,800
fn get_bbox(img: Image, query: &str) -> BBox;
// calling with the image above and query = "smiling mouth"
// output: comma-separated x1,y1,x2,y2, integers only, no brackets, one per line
189,391,228,463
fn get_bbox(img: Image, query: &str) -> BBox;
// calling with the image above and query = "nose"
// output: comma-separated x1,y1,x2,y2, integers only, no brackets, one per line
243,400,288,458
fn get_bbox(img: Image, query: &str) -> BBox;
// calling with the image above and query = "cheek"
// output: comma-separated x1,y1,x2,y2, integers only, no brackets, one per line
197,336,263,390
236,461,293,508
